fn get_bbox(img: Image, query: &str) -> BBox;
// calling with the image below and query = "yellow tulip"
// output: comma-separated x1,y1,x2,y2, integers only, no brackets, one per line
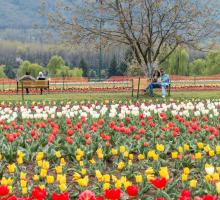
124,151,129,158
89,159,96,165
195,152,202,159
60,158,66,166
135,175,142,183
178,146,183,153
138,154,145,160
80,168,86,176
181,174,188,181
33,175,39,181
156,144,165,152
216,146,220,155
36,152,44,161
145,167,154,175
204,145,210,153
117,161,125,170
183,167,190,175
197,142,204,149
128,160,132,166
153,153,158,161
119,146,126,153
17,157,23,164
40,169,47,177
7,164,16,173
115,180,122,188
129,154,134,160
20,180,27,188
112,148,118,156
209,150,215,157
216,182,220,194
59,183,67,192
103,182,110,190
79,161,83,166
103,174,110,183
190,179,197,188
55,166,62,174
73,172,81,181
21,187,27,194
42,160,50,170
55,151,62,158
171,152,178,159
124,181,132,189
159,167,169,180
20,172,26,180
213,173,219,181
46,175,54,184
184,144,189,151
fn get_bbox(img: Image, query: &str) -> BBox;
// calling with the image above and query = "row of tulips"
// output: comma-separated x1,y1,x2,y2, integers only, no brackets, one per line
0,99,219,199
0,185,218,200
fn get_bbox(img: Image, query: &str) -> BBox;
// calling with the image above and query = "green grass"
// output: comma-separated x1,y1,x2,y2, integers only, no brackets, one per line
0,90,219,102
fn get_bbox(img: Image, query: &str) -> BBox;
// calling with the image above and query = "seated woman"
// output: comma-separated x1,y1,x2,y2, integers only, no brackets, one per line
37,72,46,95
148,68,170,98
145,69,161,96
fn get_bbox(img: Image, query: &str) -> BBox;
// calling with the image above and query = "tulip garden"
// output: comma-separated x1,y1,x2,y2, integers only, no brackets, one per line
0,99,220,200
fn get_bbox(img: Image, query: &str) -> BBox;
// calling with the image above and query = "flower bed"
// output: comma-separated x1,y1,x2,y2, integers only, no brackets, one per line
0,99,219,199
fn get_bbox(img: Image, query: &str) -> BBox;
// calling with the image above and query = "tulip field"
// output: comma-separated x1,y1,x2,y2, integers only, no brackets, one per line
0,99,220,200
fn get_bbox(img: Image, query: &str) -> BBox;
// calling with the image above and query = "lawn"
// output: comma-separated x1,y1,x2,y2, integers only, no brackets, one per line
0,90,220,102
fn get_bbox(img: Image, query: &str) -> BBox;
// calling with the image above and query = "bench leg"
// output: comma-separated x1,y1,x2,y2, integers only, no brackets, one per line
168,85,171,96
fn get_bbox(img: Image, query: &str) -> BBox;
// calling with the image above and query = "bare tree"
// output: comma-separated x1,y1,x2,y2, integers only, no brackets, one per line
47,0,220,76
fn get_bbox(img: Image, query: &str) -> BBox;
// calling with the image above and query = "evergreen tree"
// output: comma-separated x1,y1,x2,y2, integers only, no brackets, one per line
108,55,118,77
4,66,16,79
78,58,88,77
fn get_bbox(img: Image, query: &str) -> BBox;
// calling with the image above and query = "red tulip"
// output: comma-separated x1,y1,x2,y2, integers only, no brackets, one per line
78,190,96,200
96,196,104,200
52,192,69,200
7,134,14,142
104,188,121,200
0,185,9,196
151,178,167,190
32,187,47,200
67,129,74,136
126,185,138,197
202,194,218,200
66,137,73,144
84,133,90,139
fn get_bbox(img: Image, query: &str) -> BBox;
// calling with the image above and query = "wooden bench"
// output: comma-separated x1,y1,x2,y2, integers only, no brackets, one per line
17,80,49,94
138,78,171,96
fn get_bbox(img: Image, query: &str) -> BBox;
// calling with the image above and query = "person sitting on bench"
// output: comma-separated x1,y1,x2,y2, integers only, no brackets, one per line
37,72,46,95
19,72,35,94
144,69,160,96
147,68,170,98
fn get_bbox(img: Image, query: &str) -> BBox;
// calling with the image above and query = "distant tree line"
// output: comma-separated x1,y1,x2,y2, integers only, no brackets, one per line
0,40,220,79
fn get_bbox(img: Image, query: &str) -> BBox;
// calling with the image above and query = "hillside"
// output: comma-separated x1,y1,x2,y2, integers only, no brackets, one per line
0,0,74,42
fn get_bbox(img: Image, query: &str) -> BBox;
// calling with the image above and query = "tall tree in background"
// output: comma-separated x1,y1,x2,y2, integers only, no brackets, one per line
47,0,220,76
47,55,65,76
78,58,88,77
161,46,189,75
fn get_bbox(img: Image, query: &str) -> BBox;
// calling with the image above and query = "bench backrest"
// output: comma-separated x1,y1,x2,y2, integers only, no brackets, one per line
17,80,49,88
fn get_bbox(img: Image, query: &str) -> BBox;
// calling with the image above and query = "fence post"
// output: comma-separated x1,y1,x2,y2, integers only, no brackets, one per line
131,79,134,97
21,81,24,101
137,77,141,99
62,76,65,92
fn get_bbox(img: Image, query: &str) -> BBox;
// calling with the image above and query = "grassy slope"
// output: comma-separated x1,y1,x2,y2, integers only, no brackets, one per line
0,91,220,102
